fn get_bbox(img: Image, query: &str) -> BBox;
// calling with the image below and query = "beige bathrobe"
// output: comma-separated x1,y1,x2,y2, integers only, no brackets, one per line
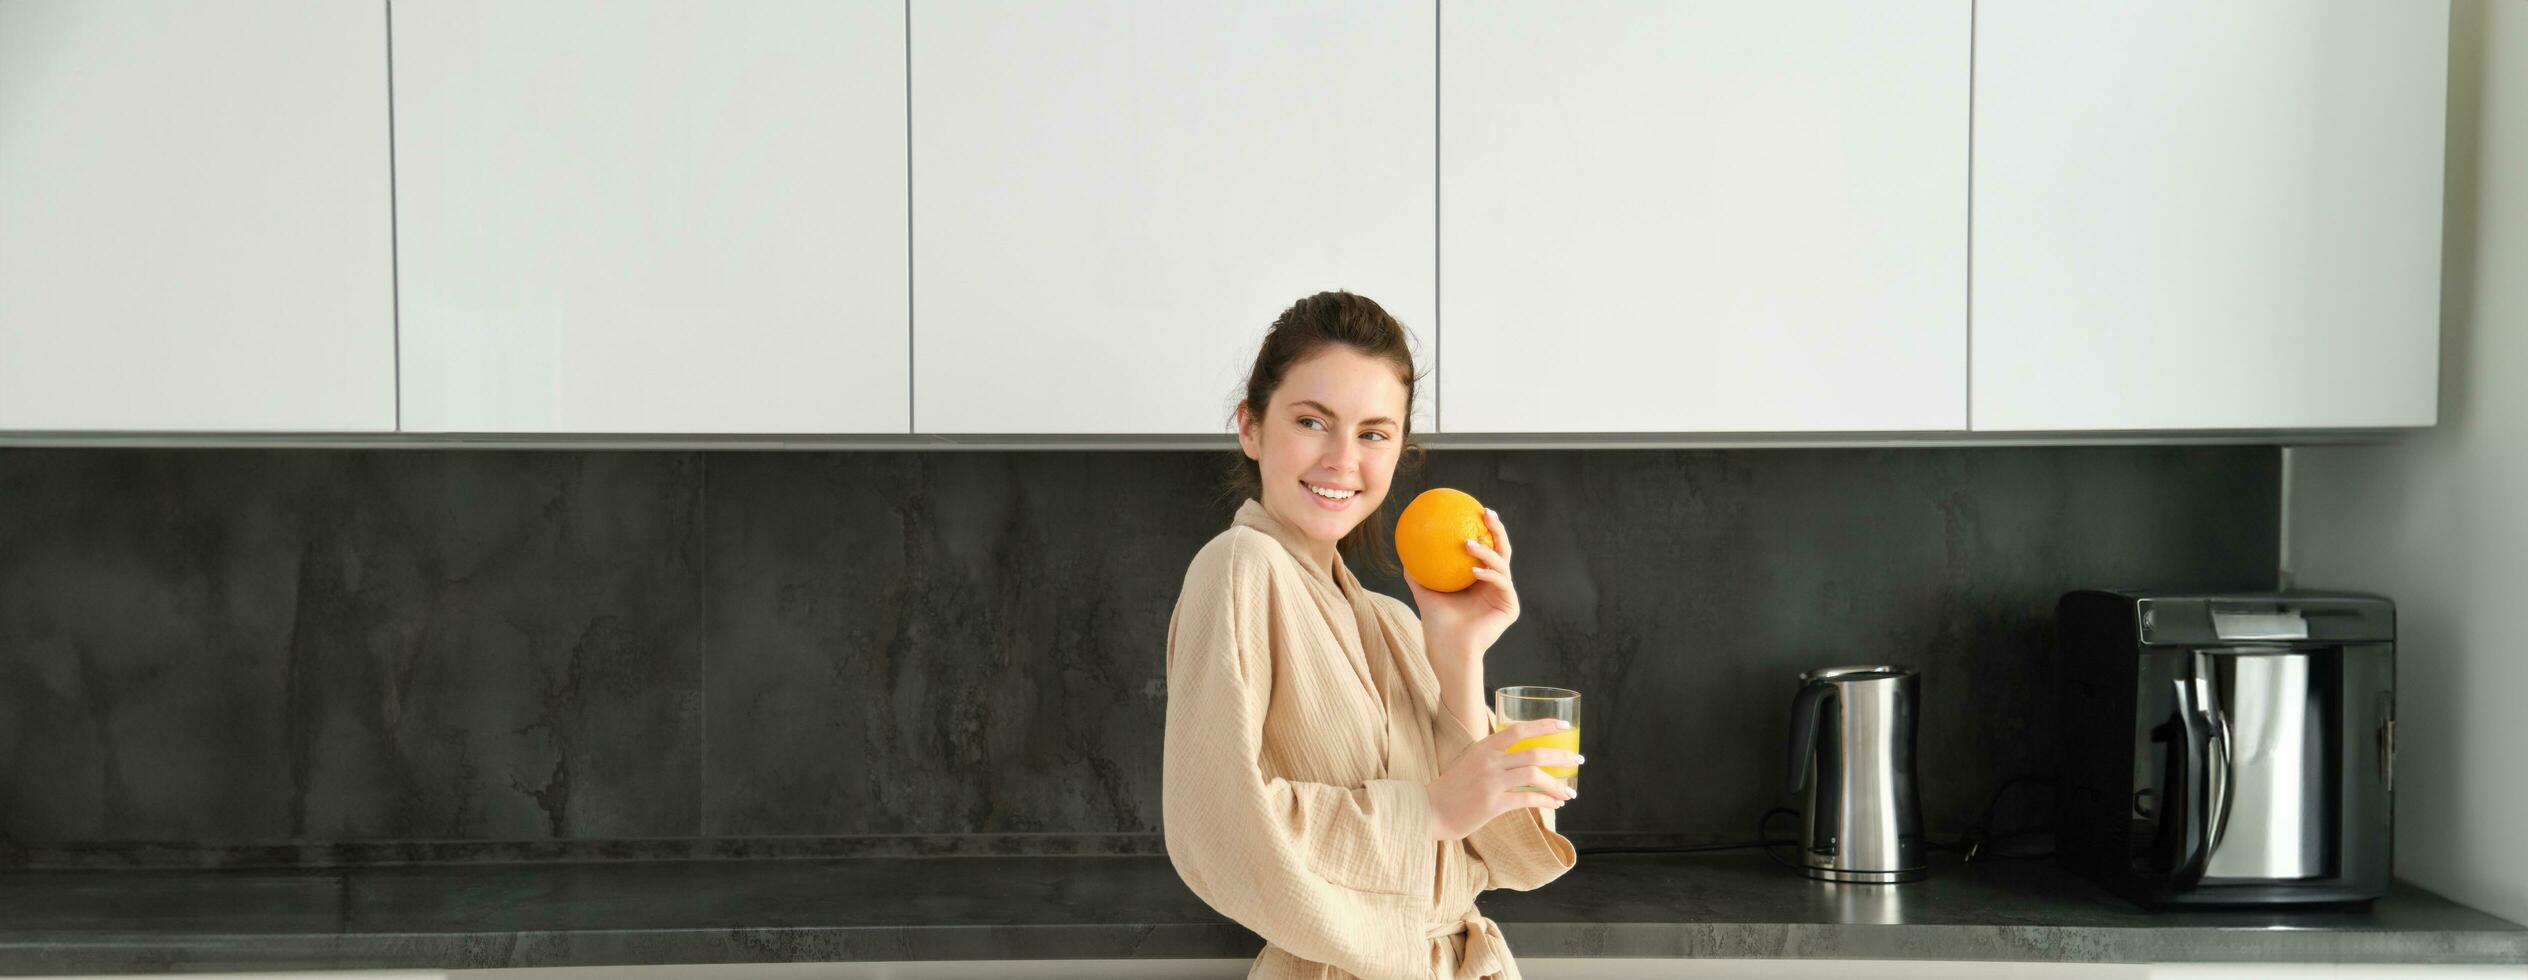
1163,499,1577,980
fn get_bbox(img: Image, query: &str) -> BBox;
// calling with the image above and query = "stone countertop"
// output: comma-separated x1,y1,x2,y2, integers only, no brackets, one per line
0,852,2520,974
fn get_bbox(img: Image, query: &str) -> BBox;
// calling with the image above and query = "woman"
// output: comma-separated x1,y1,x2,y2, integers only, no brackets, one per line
1162,291,1582,980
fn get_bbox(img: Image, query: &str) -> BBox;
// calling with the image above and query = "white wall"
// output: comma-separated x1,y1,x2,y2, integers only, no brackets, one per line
2287,0,2528,927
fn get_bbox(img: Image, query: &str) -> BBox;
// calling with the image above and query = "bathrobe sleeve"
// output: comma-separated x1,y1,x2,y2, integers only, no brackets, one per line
1431,706,1578,892
1162,532,1439,980
1378,592,1577,894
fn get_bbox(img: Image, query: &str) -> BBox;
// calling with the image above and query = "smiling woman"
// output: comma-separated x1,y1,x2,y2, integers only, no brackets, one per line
1161,291,1581,980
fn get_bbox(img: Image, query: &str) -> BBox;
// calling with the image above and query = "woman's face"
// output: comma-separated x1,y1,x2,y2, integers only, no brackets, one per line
1238,346,1411,559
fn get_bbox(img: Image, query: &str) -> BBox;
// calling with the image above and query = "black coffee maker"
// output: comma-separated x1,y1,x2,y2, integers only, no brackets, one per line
2055,590,2396,908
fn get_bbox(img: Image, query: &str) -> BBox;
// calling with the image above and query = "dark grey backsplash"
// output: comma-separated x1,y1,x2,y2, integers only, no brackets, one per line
0,447,2276,861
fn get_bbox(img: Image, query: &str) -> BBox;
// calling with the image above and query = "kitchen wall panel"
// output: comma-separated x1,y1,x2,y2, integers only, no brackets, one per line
0,447,2275,862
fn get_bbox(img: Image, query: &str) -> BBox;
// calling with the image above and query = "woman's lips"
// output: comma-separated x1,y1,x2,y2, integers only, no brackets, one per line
1301,480,1357,510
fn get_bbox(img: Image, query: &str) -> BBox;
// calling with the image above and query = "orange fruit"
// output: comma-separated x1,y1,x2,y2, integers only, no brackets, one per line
1394,488,1494,592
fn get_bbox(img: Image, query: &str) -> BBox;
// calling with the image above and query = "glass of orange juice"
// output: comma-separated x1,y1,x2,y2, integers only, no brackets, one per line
1493,686,1581,794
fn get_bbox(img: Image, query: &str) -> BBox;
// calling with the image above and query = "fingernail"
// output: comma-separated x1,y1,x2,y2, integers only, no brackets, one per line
1556,719,1571,730
1485,508,1497,518
1575,754,1587,764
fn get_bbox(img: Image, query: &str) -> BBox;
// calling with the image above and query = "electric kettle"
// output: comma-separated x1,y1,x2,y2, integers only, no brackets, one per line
1785,664,1926,883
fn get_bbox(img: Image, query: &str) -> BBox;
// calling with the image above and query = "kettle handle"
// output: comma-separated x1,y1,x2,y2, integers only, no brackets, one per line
2165,676,2219,887
1787,682,1835,793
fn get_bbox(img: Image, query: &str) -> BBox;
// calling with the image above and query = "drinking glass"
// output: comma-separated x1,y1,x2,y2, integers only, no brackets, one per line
1493,686,1581,794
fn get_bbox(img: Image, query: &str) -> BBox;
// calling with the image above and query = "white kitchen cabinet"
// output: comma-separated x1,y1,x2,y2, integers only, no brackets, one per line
910,0,1435,436
393,0,909,434
1970,0,2448,432
1438,1,1970,434
0,0,395,432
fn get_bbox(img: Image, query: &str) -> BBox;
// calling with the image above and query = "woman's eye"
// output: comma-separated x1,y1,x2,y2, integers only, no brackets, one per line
1361,430,1389,443
1298,417,1325,431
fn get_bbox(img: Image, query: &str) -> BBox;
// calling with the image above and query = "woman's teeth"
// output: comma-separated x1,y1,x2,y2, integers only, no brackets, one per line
1304,482,1356,501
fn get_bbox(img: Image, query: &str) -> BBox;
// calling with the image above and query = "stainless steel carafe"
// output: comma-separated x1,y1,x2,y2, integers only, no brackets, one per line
1786,665,1926,883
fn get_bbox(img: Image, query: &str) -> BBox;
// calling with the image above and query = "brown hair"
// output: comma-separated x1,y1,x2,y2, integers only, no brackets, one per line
1226,290,1427,568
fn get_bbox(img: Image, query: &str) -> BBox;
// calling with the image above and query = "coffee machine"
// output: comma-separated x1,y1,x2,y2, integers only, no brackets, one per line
2055,590,2396,907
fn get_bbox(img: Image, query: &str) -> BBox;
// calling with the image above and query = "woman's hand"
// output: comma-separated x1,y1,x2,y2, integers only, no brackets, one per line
1406,507,1519,663
1425,718,1581,841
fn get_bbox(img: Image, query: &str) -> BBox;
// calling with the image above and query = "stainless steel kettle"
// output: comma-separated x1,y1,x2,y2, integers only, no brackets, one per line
1785,665,1926,883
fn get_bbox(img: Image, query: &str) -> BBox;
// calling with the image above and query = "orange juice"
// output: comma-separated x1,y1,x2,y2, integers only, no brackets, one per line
1496,724,1581,789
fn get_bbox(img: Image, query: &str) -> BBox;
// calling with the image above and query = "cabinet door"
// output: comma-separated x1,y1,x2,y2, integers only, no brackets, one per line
1440,1,1970,434
394,0,909,434
911,1,1435,436
0,0,394,432
1971,0,2447,431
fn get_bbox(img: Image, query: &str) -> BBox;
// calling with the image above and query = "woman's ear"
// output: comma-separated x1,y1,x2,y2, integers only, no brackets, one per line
1234,404,1262,462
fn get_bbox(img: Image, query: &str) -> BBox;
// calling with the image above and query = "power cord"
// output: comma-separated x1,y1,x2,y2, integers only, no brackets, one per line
1956,773,2057,863
1758,806,1806,870
1571,807,1804,860
1573,840,1776,857
1573,777,2058,865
